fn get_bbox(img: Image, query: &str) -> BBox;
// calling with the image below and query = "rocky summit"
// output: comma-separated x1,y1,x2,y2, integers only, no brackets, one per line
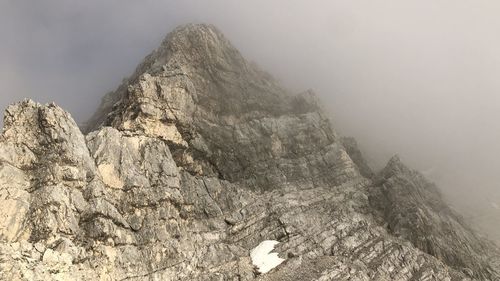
0,24,499,281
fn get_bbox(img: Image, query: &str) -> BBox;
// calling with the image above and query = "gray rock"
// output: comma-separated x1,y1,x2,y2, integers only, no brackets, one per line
341,137,374,178
370,155,500,280
0,23,499,280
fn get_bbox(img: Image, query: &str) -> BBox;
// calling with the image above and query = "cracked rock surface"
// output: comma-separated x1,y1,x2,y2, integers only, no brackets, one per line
1,24,499,280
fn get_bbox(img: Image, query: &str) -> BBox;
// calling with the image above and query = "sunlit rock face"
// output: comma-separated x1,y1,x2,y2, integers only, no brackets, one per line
1,24,499,280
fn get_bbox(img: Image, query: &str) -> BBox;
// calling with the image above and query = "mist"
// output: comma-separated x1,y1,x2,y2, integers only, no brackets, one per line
1,1,500,240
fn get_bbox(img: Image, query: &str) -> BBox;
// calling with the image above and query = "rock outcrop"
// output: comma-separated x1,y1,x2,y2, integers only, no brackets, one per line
1,24,499,280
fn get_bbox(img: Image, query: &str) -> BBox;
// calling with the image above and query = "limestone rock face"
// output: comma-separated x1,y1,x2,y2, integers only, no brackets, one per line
1,24,499,280
370,156,500,280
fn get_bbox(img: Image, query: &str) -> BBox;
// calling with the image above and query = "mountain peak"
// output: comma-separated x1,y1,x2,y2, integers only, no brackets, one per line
85,22,334,181
83,23,286,133
2,24,500,280
140,23,247,76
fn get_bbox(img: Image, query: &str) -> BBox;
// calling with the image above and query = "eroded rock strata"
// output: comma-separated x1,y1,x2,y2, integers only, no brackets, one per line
1,24,499,280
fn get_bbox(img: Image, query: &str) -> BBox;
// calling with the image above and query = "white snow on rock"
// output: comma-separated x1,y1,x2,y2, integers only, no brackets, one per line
250,240,285,274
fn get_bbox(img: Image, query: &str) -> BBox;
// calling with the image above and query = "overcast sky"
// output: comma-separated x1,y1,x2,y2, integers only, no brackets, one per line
1,0,500,238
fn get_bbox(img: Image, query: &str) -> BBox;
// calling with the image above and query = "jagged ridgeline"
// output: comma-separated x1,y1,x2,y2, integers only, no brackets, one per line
0,24,499,280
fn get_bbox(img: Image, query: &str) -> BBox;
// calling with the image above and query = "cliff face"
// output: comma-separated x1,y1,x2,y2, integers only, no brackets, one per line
1,24,499,281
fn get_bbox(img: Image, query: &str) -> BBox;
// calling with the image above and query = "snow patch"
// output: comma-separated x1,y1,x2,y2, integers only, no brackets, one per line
250,240,285,274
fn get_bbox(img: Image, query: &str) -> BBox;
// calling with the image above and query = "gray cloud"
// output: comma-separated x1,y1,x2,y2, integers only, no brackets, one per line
1,0,500,238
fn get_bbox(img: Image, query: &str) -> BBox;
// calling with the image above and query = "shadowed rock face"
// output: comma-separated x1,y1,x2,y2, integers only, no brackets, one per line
370,156,500,280
0,24,499,280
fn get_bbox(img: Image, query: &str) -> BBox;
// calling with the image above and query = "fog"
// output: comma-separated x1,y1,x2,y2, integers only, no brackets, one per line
1,1,499,240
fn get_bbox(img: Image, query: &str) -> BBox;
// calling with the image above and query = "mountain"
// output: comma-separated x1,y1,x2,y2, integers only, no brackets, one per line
1,24,499,280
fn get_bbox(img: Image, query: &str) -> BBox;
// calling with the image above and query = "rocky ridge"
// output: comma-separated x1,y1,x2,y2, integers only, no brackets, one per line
1,24,499,280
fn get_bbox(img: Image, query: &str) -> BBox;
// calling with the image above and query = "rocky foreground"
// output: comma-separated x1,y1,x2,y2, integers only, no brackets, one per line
0,24,499,280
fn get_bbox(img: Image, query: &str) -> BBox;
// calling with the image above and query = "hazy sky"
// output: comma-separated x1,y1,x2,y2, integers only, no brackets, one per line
1,1,500,237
